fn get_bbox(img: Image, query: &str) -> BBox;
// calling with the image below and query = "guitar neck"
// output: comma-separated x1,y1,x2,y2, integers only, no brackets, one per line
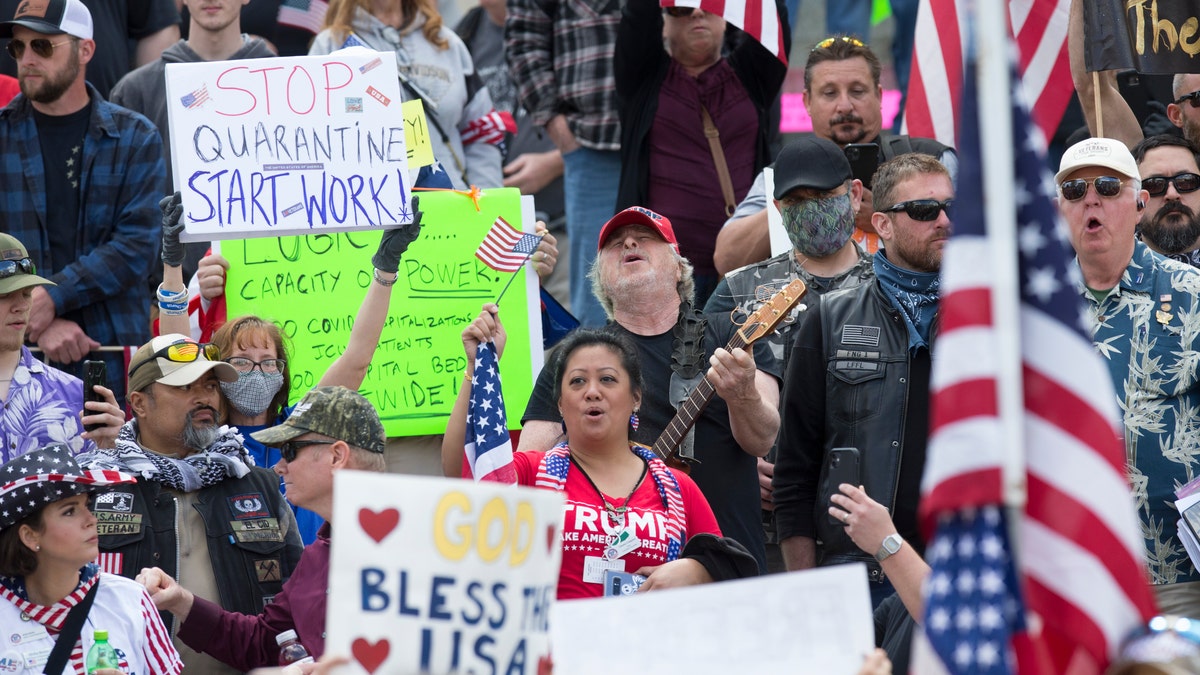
652,333,750,458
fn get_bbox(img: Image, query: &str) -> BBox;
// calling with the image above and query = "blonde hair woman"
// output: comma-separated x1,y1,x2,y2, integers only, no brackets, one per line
310,0,506,190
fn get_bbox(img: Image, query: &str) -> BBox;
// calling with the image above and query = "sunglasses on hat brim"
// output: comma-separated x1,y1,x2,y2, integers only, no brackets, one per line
0,257,36,280
128,341,221,380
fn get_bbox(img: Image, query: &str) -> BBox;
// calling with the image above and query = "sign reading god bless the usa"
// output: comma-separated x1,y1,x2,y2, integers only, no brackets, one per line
326,472,563,674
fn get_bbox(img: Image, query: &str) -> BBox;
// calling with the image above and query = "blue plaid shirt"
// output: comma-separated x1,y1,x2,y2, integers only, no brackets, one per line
0,84,165,352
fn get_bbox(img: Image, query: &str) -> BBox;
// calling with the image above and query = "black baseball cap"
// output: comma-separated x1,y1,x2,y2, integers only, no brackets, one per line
0,0,93,39
772,136,854,200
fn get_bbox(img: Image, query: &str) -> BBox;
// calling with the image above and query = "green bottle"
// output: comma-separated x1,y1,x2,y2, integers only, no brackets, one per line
85,630,120,673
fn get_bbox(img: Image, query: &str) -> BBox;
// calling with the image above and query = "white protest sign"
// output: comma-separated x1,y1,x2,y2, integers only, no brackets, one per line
552,563,875,674
164,49,411,241
328,472,563,675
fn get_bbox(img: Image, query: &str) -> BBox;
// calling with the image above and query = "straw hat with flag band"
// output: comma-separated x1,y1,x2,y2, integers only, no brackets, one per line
0,444,135,531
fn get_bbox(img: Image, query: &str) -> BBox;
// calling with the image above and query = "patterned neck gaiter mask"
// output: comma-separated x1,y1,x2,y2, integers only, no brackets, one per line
780,192,855,258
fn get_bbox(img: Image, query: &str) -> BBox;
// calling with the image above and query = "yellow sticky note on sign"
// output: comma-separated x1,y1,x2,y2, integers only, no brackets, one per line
403,99,435,168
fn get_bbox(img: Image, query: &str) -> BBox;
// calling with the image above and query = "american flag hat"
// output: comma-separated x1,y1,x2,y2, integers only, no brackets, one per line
0,444,135,531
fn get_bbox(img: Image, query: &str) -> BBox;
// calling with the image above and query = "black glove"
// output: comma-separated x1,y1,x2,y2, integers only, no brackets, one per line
372,196,423,273
159,192,185,267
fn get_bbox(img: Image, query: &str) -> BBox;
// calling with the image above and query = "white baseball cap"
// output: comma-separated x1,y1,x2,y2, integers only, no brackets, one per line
1055,137,1140,185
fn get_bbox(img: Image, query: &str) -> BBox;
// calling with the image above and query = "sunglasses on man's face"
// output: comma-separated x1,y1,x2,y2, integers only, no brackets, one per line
882,198,954,222
1142,172,1200,197
663,5,701,17
0,257,35,280
5,37,73,60
1058,176,1126,202
127,340,221,379
1175,90,1200,108
279,439,334,463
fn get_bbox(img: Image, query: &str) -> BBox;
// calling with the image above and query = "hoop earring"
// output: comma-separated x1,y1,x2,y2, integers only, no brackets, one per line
630,411,640,432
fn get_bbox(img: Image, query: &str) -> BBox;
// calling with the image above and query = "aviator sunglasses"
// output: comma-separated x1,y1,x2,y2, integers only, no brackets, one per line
882,199,954,221
1058,176,1126,201
5,37,73,60
0,256,36,280
127,340,222,380
1142,172,1200,197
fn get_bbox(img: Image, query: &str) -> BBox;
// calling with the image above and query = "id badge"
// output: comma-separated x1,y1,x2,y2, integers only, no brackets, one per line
582,555,624,583
603,528,641,560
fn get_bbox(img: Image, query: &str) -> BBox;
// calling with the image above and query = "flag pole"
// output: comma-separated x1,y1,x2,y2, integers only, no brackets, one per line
974,0,1027,511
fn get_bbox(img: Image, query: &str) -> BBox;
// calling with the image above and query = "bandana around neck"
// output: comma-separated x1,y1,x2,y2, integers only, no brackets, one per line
873,250,940,351
0,563,99,632
535,443,686,561
78,421,251,492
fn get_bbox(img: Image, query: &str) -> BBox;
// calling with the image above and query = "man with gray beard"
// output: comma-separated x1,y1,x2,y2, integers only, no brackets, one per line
1133,135,1200,267
79,333,302,675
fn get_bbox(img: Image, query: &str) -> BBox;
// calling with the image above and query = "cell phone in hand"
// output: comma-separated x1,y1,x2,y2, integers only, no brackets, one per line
83,360,106,433
604,570,647,597
844,143,880,189
826,447,861,526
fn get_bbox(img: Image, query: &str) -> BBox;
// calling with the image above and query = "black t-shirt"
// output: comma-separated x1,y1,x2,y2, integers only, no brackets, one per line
522,318,781,572
0,0,180,98
34,101,91,275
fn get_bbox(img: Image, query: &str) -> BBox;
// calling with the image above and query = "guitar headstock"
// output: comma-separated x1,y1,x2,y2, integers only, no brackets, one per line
737,278,808,345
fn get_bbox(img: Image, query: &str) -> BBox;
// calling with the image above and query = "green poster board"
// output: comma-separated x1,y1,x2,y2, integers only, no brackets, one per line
222,188,541,437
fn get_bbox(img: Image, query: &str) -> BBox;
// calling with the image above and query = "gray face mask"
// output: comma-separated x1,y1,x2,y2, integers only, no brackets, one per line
780,192,856,258
220,370,284,417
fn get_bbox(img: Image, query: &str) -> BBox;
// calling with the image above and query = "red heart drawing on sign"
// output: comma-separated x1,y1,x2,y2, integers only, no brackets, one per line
352,638,390,674
358,508,400,544
545,525,555,552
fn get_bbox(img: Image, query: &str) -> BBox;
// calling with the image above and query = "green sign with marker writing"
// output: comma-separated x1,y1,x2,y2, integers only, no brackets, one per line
223,188,541,437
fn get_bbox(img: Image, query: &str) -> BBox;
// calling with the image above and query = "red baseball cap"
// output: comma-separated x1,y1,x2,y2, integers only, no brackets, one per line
596,207,679,252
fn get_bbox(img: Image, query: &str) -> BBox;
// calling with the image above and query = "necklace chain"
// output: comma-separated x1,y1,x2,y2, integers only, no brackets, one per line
570,455,647,532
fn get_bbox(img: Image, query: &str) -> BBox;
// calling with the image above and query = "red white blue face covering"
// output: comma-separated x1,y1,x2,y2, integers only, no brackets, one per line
781,192,855,258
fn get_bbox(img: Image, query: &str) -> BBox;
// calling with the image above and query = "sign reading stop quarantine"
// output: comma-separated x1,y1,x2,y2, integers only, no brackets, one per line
164,49,413,241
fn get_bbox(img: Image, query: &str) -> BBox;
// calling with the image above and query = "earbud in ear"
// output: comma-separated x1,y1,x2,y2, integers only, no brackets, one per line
1137,200,1146,210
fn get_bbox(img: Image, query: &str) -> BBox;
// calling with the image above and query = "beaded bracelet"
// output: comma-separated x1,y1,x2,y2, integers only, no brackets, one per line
373,269,398,287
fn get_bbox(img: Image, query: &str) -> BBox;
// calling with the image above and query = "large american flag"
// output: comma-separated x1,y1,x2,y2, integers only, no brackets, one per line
904,0,1072,150
475,217,540,273
464,341,517,484
916,31,1156,675
660,0,786,64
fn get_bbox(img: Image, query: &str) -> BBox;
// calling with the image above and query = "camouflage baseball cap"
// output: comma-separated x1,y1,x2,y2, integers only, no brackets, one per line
250,386,385,453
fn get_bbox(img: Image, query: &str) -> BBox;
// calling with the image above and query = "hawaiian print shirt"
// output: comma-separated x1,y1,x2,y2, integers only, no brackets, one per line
0,347,93,462
1086,241,1200,585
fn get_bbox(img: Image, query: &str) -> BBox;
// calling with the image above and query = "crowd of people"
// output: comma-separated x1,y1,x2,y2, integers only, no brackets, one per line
4,0,1200,671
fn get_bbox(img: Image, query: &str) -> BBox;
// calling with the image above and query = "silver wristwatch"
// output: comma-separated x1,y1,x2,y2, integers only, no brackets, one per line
874,533,903,562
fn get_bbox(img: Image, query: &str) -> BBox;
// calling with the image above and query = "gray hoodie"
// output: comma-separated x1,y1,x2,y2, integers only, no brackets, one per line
111,37,278,191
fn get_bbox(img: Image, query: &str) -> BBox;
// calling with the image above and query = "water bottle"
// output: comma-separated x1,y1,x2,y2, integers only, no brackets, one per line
276,629,315,666
85,630,120,673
